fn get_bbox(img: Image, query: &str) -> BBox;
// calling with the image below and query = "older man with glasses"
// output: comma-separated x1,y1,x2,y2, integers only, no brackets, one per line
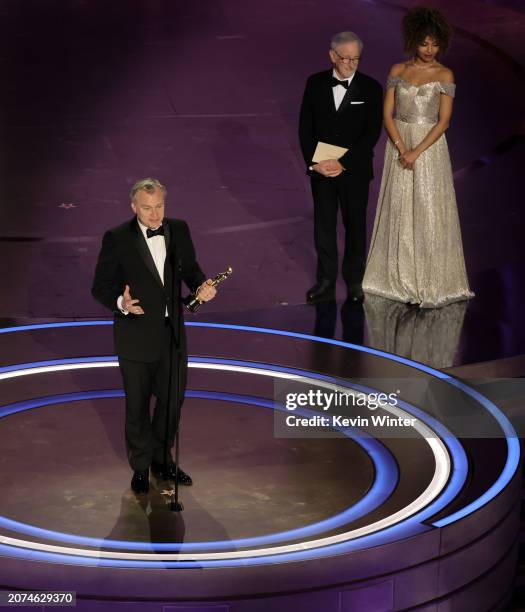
299,31,383,304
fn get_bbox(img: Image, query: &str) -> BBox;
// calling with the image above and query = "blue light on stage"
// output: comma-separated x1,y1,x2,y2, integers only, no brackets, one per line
0,387,398,552
0,320,519,568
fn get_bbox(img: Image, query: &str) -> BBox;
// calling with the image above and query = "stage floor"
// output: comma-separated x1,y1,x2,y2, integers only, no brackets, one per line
0,0,524,608
0,319,520,610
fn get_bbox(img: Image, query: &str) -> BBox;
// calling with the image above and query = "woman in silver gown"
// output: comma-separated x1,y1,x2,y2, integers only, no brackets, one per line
363,7,474,308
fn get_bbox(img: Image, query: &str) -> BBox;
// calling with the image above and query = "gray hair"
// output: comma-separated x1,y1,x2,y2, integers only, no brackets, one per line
130,177,167,201
330,31,364,53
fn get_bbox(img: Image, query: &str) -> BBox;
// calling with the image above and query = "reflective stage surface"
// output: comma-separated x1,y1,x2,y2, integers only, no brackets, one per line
1,0,524,608
0,321,520,610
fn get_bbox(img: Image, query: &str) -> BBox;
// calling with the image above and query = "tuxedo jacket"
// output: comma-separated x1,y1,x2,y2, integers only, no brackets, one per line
299,70,383,181
91,217,205,362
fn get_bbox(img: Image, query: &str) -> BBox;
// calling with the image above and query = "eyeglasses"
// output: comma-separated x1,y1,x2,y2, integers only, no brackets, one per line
333,50,360,64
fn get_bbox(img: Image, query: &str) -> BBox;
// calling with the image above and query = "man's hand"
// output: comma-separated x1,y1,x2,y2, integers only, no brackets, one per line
313,159,345,178
122,285,144,315
196,280,217,302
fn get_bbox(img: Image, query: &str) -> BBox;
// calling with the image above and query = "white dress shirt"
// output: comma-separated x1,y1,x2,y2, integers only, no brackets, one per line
117,219,167,314
138,219,166,283
332,69,356,111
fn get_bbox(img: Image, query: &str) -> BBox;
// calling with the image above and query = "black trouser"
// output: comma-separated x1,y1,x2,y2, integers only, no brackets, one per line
311,172,370,287
118,320,187,471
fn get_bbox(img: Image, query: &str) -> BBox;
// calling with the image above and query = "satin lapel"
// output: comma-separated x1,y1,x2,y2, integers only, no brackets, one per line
322,72,337,115
131,218,164,289
163,220,174,282
337,73,361,115
163,219,171,254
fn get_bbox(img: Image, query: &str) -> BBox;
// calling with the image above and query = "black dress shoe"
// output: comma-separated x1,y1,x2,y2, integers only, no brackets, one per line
347,285,364,303
131,469,150,494
151,462,193,486
306,280,335,303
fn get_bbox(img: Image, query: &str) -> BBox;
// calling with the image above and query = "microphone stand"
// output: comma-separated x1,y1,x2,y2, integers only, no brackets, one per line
164,252,183,512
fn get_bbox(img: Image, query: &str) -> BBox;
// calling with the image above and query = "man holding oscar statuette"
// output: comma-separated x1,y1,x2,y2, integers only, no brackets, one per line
92,178,216,495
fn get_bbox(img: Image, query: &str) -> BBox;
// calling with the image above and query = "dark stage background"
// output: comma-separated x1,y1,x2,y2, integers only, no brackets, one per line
1,0,524,361
1,1,525,609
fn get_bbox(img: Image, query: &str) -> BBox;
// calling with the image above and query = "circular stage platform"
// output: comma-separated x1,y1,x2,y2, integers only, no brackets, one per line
0,321,520,611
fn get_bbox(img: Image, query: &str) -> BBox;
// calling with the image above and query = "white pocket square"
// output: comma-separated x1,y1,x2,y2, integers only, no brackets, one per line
350,101,365,104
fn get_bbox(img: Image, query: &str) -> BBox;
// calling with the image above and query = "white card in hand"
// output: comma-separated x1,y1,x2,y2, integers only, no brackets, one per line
312,141,349,163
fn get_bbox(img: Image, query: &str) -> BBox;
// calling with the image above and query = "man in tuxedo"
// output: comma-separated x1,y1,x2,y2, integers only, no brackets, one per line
299,31,383,303
92,178,216,494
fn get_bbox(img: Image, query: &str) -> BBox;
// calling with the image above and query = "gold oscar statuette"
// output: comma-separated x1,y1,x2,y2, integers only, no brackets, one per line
184,267,233,313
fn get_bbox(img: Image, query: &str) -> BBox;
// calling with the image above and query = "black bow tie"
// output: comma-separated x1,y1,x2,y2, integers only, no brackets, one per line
146,226,164,238
331,77,349,89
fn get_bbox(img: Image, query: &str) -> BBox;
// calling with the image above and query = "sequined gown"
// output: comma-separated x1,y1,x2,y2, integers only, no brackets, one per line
363,77,474,308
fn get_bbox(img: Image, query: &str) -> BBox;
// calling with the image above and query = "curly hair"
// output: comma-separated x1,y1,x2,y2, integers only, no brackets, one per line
402,6,451,56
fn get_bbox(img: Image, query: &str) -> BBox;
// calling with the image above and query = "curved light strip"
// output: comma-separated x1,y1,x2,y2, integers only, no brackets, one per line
0,389,398,551
0,355,466,532
0,356,480,527
0,320,517,564
0,358,450,561
186,322,520,527
431,380,520,527
0,321,113,334
0,357,118,380
0,319,455,375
